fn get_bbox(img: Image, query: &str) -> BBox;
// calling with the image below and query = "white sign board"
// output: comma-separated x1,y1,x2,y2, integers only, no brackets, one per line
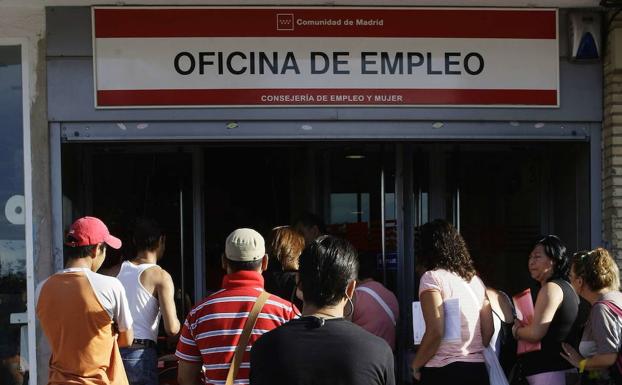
92,7,559,108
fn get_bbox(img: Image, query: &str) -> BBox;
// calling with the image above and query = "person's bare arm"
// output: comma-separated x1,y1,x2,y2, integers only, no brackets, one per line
178,360,202,385
561,342,618,370
487,288,514,324
114,281,134,348
411,290,444,380
480,295,494,347
117,328,134,348
515,282,563,342
156,269,181,335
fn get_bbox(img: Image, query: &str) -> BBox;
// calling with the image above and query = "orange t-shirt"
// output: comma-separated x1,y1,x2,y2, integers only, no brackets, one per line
36,271,128,385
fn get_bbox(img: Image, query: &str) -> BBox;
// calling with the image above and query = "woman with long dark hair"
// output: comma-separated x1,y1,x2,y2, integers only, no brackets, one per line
411,219,493,385
512,235,580,385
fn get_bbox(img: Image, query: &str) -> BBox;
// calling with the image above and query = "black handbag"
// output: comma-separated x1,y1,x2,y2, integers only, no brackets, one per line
507,362,528,385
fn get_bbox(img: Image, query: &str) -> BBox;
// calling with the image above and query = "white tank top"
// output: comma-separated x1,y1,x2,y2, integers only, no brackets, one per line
117,261,161,342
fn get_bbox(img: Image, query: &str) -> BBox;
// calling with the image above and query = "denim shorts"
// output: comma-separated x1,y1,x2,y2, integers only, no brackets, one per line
120,346,158,385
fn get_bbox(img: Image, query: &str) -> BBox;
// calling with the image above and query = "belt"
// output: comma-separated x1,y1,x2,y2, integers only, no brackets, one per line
130,339,156,349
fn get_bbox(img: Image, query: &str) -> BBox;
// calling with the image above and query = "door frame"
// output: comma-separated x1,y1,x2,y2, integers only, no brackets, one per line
50,142,204,303
0,38,36,385
49,134,598,384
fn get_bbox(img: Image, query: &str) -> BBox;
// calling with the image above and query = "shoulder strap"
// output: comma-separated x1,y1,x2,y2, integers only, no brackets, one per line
498,290,517,318
597,299,622,318
491,290,516,323
597,300,622,378
136,262,158,272
225,290,270,385
356,286,397,326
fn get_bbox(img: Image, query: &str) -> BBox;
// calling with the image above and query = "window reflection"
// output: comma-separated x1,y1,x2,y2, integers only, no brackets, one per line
330,193,370,224
0,45,28,385
321,146,398,292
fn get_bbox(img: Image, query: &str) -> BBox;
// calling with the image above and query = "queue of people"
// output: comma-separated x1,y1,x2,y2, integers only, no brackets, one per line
34,214,622,385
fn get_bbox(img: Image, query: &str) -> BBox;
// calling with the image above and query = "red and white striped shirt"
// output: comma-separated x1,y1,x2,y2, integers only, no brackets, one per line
175,271,298,385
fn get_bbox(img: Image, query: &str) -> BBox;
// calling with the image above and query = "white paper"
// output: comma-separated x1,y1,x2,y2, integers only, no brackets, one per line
412,302,426,345
443,298,461,342
412,298,461,345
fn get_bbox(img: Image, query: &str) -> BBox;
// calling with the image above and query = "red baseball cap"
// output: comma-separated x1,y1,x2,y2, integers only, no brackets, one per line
64,216,122,249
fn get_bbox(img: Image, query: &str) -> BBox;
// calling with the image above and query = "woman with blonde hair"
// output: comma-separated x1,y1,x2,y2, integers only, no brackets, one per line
560,248,622,385
264,225,305,308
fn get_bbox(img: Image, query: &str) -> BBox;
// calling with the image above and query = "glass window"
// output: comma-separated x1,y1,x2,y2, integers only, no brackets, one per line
330,193,370,224
320,146,398,292
0,45,28,385
450,143,590,295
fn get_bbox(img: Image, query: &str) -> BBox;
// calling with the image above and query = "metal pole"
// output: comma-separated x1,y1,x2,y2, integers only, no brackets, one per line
50,123,64,272
395,143,409,385
192,148,206,302
179,185,185,318
380,161,387,286
590,123,602,248
456,187,461,232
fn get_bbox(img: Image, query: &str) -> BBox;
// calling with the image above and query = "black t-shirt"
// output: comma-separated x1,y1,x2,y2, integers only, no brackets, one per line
250,317,395,385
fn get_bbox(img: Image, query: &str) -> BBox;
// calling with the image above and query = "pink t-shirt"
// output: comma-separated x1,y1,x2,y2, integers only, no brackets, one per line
352,280,400,350
418,269,486,367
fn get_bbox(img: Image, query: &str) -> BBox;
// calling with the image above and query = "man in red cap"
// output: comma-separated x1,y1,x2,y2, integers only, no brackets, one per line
36,216,134,385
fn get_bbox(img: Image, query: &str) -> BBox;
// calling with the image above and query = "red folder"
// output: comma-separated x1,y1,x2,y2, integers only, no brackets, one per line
513,288,541,354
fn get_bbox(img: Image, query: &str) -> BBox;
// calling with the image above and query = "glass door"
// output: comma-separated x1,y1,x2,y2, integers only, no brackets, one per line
313,144,398,293
0,44,28,385
61,145,195,324
452,142,591,296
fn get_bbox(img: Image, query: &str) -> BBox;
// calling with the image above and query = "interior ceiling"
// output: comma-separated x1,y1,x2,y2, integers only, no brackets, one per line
0,0,604,7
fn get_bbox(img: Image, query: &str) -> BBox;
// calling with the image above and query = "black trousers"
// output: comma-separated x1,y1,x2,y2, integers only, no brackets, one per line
420,361,490,385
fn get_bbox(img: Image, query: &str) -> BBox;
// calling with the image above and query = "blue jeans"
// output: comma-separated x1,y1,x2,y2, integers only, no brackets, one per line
120,347,158,385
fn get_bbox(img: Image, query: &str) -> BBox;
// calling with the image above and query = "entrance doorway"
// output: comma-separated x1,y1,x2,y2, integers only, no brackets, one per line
201,144,397,294
61,142,399,303
61,141,592,298
61,145,195,317
59,140,591,384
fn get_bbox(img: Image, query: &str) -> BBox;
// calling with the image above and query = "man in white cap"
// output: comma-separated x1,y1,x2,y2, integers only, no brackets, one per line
176,228,298,385
36,216,134,385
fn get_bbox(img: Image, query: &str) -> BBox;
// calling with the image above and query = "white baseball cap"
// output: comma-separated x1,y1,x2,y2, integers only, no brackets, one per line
225,228,265,262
